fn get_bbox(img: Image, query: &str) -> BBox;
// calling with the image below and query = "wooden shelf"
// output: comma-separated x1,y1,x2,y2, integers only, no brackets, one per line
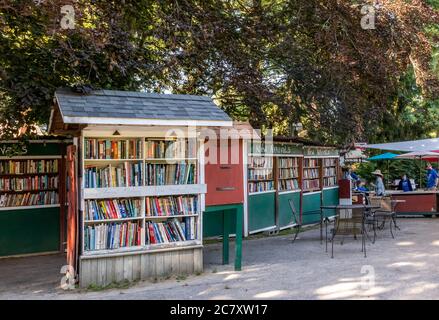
278,177,299,180
302,188,321,192
0,204,60,211
145,214,199,219
0,172,58,177
145,158,197,161
84,217,144,224
83,184,207,199
0,188,58,194
84,159,143,162
247,178,274,182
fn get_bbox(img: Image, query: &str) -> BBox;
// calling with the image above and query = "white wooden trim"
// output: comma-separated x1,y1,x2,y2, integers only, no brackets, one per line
0,204,60,211
278,189,302,195
249,153,304,157
0,155,62,160
249,225,277,234
279,222,299,230
248,190,276,196
323,186,340,190
303,191,322,196
63,116,233,128
243,141,249,237
83,184,207,199
304,155,339,159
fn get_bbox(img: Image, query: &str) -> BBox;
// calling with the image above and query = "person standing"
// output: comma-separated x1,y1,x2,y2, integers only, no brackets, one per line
398,174,413,192
426,163,438,191
371,169,385,196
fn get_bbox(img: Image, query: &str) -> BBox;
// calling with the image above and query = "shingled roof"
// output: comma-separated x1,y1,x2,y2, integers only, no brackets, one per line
49,88,232,133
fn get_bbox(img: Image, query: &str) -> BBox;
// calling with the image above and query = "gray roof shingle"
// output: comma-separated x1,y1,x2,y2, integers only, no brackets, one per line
55,88,232,123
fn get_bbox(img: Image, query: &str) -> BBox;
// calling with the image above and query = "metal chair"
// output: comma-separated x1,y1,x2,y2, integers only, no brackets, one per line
288,199,302,243
368,196,397,239
328,206,367,258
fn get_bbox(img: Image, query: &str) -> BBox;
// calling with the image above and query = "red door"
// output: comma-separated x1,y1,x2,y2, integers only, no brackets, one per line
66,145,79,276
205,139,244,206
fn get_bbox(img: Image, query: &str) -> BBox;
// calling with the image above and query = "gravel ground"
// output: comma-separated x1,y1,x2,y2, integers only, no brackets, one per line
1,218,439,300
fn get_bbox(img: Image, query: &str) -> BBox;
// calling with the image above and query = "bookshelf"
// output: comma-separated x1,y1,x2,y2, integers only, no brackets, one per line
322,157,338,188
302,158,321,192
81,136,204,257
277,157,301,192
247,155,274,194
0,158,60,208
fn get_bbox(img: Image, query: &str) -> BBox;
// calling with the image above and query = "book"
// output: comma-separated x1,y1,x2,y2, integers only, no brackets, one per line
0,191,59,207
84,221,142,251
303,179,320,190
0,175,58,191
145,217,197,245
278,179,299,191
85,198,142,221
145,162,196,185
145,195,198,216
84,162,143,188
145,139,196,159
84,139,142,159
248,181,274,193
0,159,58,174
248,156,274,192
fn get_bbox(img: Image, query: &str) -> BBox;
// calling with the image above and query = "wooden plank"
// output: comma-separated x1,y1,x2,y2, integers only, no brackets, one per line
162,252,172,278
154,252,164,278
179,249,192,275
97,258,107,286
79,259,91,288
115,256,124,283
105,257,115,286
171,250,180,274
132,254,141,281
140,253,150,280
123,255,133,282
193,248,203,273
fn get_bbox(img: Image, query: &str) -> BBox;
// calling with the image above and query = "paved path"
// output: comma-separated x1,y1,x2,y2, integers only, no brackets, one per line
1,218,439,299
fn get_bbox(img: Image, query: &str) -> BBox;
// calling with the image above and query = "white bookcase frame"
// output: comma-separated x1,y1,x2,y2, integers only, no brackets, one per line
80,128,206,257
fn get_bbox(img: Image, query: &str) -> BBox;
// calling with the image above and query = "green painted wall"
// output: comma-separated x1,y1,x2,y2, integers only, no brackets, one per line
248,192,276,232
302,192,322,225
278,191,301,228
322,187,339,218
0,207,60,256
204,204,242,238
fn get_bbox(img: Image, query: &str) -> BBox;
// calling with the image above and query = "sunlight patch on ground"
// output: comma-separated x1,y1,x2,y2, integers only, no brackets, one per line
404,282,439,295
387,261,426,268
315,282,387,299
254,290,288,298
224,274,240,281
430,240,439,246
396,241,415,246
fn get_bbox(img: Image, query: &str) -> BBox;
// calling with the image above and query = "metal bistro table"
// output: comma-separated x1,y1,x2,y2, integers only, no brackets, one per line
320,204,380,257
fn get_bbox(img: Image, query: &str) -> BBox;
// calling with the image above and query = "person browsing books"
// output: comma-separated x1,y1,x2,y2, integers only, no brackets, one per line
371,169,385,196
398,174,413,192
426,163,438,191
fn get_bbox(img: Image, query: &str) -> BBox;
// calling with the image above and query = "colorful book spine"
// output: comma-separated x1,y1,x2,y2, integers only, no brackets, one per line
303,179,320,190
0,191,59,207
145,217,196,245
145,139,196,159
84,162,143,188
0,175,58,191
85,198,142,221
145,195,198,216
278,179,299,191
0,160,58,174
84,221,142,251
248,181,274,193
84,139,142,159
145,162,196,185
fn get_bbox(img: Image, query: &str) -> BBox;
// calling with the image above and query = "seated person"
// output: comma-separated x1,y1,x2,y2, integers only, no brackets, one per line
397,174,413,192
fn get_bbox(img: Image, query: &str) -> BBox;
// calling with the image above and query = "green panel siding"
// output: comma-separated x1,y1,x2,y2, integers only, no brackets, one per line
0,207,60,256
278,192,301,228
322,187,339,218
302,192,322,225
248,192,276,233
204,204,241,238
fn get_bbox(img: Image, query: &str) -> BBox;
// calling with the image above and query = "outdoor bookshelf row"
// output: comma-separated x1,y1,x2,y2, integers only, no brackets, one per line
247,155,340,194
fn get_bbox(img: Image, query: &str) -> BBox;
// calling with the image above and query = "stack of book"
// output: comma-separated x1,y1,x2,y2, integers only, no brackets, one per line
323,158,337,166
0,191,59,207
323,176,337,187
84,139,142,159
248,181,274,193
0,175,58,191
248,156,274,193
303,168,319,179
146,195,198,216
84,162,143,188
303,179,320,190
146,217,196,245
85,198,142,221
84,221,142,251
145,139,196,159
145,162,196,185
323,167,336,177
279,179,299,191
0,159,58,174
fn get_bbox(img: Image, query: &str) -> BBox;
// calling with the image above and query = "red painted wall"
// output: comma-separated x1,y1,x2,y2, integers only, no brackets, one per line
205,139,244,206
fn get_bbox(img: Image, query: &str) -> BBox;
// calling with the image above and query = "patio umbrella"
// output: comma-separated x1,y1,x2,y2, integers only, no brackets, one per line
395,151,439,188
367,153,398,188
